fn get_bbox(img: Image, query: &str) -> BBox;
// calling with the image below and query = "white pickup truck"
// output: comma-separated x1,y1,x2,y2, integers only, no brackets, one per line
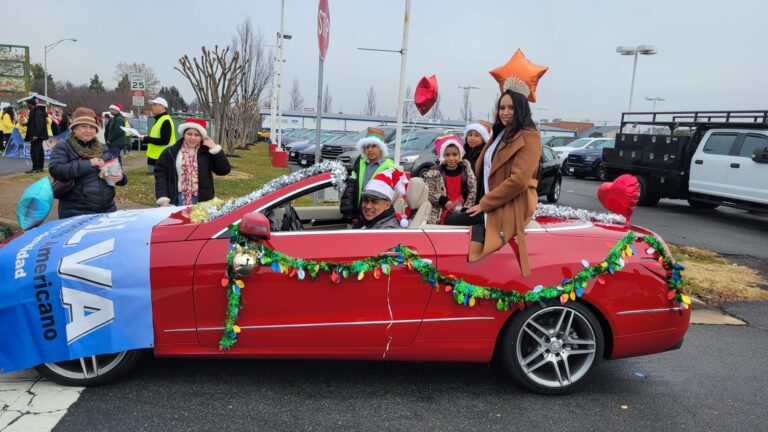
603,110,768,212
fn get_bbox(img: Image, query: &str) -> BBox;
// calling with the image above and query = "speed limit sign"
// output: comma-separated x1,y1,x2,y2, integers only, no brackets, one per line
129,72,145,91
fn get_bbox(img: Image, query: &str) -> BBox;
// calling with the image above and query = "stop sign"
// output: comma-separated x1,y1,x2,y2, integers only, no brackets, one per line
318,0,330,60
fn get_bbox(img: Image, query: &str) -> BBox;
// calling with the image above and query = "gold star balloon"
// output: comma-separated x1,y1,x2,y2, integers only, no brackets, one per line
489,49,548,103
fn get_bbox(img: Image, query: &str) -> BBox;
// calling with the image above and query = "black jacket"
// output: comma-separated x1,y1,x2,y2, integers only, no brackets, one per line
154,139,231,205
24,106,49,141
49,137,128,219
463,144,482,175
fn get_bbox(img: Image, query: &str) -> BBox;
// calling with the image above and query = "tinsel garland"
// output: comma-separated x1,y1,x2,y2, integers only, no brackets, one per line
534,203,626,226
218,225,687,350
190,161,348,223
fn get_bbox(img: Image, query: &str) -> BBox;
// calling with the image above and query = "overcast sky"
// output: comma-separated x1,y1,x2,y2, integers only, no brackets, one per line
6,0,767,124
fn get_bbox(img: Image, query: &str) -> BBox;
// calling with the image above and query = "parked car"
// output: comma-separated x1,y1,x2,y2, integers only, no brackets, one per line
564,139,616,180
538,146,562,202
551,138,613,174
604,110,768,210
541,136,577,148
286,131,346,161
5,166,691,394
320,126,398,171
297,132,356,166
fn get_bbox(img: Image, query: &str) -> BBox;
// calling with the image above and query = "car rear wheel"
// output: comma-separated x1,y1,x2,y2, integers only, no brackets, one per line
636,175,661,206
596,165,607,181
500,302,603,395
546,178,561,203
687,199,720,210
35,350,142,387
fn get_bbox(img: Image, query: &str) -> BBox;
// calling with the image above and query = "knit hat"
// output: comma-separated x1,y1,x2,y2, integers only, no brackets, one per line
434,134,465,163
464,120,491,144
178,118,207,138
69,107,100,130
356,127,389,157
362,168,408,202
109,103,123,112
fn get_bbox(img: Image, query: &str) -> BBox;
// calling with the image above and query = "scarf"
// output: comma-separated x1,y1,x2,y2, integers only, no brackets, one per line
353,206,395,229
68,134,103,159
180,143,199,205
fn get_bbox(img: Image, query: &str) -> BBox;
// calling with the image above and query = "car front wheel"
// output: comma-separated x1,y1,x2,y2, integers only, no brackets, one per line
500,302,604,394
546,178,561,203
35,350,143,387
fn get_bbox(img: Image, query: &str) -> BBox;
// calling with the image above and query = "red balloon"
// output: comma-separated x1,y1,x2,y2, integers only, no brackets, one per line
414,75,438,115
597,174,639,224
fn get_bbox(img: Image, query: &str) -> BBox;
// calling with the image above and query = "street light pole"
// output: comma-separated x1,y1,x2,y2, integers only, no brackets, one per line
458,84,479,124
43,38,77,98
616,45,657,112
644,96,665,112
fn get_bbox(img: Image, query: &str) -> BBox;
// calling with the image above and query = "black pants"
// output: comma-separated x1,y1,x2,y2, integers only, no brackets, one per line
0,131,5,150
30,139,45,170
444,211,486,243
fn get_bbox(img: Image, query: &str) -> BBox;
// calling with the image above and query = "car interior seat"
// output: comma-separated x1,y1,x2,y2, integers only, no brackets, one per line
404,177,431,228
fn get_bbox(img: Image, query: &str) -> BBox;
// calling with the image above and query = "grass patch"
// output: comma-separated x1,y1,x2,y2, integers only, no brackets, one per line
669,244,768,303
115,143,289,207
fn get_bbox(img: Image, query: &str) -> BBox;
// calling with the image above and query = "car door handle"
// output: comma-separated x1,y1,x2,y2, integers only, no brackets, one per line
381,248,420,256
730,163,740,168
694,160,703,164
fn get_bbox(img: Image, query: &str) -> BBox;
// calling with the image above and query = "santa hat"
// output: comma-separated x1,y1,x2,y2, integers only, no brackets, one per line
109,103,123,112
434,134,465,163
363,168,408,201
178,118,208,138
464,120,491,144
356,127,389,157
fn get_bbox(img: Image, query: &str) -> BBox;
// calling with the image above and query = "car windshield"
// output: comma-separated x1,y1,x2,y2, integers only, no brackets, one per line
565,138,594,148
589,139,615,149
391,131,441,150
541,136,554,146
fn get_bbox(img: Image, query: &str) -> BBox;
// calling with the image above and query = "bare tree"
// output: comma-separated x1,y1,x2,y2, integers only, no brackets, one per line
460,88,474,122
403,85,415,121
228,18,273,147
322,84,333,113
113,62,161,99
176,45,247,155
364,85,377,116
428,94,442,120
289,78,304,111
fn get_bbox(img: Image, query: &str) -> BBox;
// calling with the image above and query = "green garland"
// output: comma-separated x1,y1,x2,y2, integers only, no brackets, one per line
219,224,688,350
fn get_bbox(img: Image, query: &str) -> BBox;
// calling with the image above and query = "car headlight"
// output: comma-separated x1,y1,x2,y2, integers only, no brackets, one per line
584,156,597,162
401,155,419,163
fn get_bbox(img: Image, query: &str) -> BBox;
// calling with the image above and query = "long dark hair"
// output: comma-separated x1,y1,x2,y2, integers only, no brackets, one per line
3,106,14,123
491,89,536,139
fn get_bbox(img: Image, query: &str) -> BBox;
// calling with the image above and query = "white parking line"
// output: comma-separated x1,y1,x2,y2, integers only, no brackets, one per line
0,369,82,432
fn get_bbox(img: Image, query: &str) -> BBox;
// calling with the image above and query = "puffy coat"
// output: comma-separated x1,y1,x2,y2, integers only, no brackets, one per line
106,113,128,149
49,136,128,219
469,128,541,276
154,139,231,205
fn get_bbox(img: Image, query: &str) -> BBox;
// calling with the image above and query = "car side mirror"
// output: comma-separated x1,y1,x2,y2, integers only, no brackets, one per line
752,146,768,164
239,212,271,240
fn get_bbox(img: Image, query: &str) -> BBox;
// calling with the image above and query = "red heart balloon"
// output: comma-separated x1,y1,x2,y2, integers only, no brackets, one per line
597,174,639,224
414,75,438,115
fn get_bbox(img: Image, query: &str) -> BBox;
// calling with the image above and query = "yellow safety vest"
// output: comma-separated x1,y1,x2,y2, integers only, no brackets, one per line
146,114,176,160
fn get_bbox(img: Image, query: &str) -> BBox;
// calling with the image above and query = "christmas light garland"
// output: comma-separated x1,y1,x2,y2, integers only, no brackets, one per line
218,224,687,350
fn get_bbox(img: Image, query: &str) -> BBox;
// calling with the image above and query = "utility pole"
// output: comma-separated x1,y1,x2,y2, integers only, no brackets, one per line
458,84,479,124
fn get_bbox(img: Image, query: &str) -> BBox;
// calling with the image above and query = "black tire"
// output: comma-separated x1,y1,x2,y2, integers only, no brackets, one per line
416,166,431,178
596,165,607,181
35,350,143,387
636,175,661,206
499,302,604,395
546,178,561,203
687,199,720,210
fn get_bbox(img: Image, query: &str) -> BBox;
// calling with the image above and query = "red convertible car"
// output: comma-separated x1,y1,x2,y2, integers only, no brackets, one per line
19,169,689,394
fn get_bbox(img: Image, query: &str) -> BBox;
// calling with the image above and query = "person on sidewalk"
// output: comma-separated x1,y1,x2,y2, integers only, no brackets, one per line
24,98,49,173
106,103,128,161
340,127,395,220
154,118,230,206
1,106,15,151
49,107,127,219
139,97,175,174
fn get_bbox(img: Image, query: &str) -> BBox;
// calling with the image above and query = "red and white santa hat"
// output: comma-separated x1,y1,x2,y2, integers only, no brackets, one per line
108,103,123,112
362,168,408,202
434,134,465,163
464,119,492,144
178,118,208,138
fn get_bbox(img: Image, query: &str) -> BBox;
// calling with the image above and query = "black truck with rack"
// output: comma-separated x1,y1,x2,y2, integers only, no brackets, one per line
603,110,768,212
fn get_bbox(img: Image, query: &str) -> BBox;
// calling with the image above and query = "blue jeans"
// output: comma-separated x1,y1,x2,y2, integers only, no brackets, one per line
177,193,199,205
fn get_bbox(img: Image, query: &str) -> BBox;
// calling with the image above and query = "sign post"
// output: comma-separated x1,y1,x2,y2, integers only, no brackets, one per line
314,0,330,204
130,72,146,117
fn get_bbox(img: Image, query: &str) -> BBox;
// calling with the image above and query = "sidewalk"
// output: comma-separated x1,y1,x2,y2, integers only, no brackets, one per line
0,153,149,230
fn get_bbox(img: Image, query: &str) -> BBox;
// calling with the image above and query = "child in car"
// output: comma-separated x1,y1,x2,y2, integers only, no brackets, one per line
423,134,477,225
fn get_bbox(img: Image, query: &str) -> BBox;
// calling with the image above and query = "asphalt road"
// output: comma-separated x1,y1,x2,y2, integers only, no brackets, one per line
54,305,768,432
0,155,39,176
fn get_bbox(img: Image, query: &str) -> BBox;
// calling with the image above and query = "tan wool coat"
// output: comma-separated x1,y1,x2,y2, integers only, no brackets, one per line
469,128,542,276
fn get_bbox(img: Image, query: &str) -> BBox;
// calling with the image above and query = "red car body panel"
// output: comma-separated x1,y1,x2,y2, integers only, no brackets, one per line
149,172,690,363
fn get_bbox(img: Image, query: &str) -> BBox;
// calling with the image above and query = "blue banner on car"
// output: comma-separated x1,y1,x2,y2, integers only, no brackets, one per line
0,207,177,373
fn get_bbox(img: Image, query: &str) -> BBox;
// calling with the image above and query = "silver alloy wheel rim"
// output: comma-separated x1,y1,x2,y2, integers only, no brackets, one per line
44,352,127,380
553,181,561,200
516,306,597,388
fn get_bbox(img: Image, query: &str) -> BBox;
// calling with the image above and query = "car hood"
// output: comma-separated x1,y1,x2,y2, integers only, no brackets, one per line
569,148,603,156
